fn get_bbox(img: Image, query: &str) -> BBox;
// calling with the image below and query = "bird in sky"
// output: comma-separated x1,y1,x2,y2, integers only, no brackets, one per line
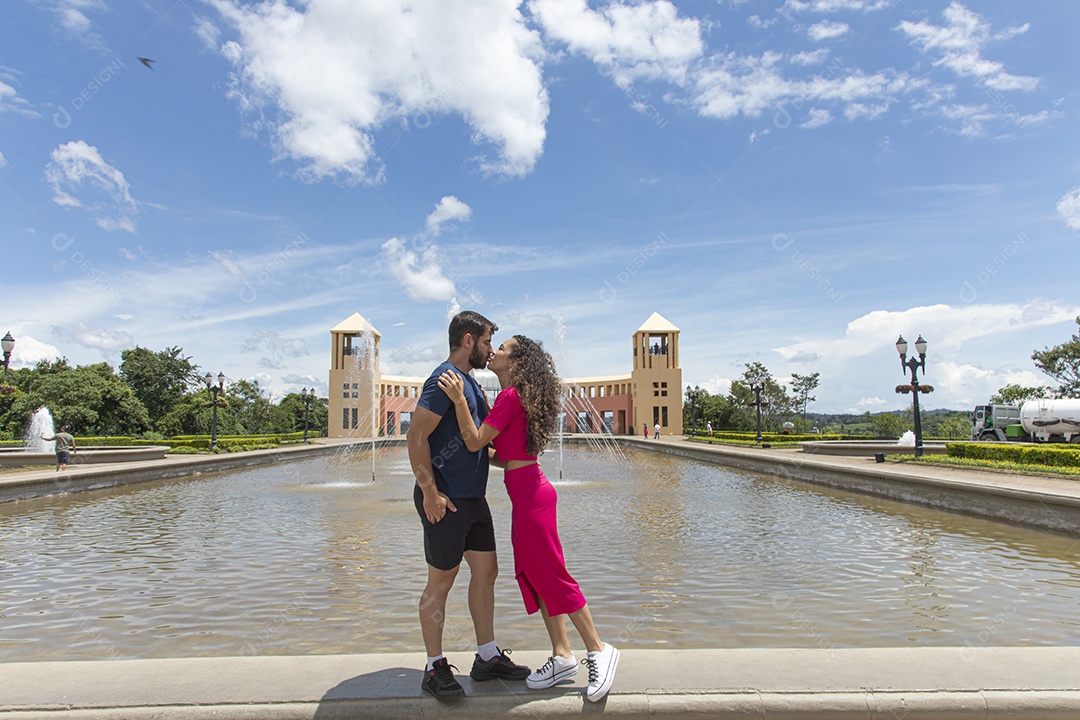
137,57,155,70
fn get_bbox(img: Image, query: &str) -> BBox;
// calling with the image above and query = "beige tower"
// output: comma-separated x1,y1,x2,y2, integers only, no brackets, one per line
631,312,683,436
328,312,382,439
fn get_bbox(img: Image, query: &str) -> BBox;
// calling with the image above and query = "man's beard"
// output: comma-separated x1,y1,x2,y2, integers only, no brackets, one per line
468,344,489,369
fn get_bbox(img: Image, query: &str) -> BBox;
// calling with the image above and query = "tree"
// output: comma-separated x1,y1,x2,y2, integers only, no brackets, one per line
1031,316,1080,398
923,412,972,440
728,363,793,433
790,372,820,424
990,384,1050,405
226,379,274,434
156,392,214,437
274,392,329,435
873,411,911,439
120,346,200,430
6,359,150,436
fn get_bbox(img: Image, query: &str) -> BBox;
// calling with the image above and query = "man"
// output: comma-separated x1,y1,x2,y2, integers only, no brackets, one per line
42,426,77,471
407,311,530,701
654,422,661,439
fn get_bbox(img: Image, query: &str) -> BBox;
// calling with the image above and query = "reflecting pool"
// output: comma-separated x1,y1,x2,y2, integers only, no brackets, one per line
1,446,1079,661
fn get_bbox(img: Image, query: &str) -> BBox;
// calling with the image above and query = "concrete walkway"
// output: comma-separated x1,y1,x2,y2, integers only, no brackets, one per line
2,647,1080,719
2,436,1080,717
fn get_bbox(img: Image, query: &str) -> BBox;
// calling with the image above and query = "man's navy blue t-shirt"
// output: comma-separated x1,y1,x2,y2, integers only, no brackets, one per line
417,361,490,498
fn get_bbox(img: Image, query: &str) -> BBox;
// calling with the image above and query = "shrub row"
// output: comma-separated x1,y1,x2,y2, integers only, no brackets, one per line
1,434,308,452
689,431,847,442
170,432,309,443
947,442,1080,469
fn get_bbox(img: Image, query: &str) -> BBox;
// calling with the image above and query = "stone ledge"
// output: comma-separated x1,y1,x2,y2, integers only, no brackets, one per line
2,648,1079,720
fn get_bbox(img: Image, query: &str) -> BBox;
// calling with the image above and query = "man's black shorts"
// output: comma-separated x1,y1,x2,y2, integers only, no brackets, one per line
56,451,70,465
413,484,496,570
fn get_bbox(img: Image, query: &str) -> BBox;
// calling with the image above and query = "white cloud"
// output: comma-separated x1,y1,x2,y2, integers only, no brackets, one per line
44,140,137,232
381,237,457,303
212,0,549,179
425,196,472,237
790,49,829,66
785,0,890,11
1056,187,1080,231
193,16,221,51
529,0,704,86
0,334,62,369
843,101,890,120
59,6,91,33
52,0,109,50
0,67,40,118
380,196,489,304
689,51,924,121
897,2,1037,92
53,321,134,355
241,329,309,370
776,301,1080,366
800,107,832,127
847,396,887,413
208,250,244,277
699,374,732,396
808,20,849,41
747,15,777,30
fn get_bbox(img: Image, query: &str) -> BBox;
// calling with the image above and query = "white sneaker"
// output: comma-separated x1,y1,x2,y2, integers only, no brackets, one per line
584,642,619,702
527,653,577,689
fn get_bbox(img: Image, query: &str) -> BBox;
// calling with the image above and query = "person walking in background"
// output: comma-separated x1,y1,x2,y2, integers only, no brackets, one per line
654,422,661,439
406,311,531,702
707,421,713,437
438,335,620,703
643,423,649,439
41,426,76,471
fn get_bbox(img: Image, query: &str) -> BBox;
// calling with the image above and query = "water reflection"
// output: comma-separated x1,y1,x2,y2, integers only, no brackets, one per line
0,446,1078,661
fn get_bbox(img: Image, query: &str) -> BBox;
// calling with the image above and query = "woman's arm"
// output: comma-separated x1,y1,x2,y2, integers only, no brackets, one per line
437,370,500,453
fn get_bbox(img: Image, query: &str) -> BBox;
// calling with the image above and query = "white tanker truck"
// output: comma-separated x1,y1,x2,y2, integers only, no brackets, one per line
971,399,1080,443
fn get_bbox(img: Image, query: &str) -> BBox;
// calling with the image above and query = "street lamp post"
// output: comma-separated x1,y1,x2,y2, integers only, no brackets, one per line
896,335,928,458
301,387,314,442
685,384,701,437
748,374,768,445
1,332,14,376
204,371,226,452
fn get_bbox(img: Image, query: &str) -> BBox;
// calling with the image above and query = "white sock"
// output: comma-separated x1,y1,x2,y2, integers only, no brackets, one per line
477,641,500,661
426,655,444,671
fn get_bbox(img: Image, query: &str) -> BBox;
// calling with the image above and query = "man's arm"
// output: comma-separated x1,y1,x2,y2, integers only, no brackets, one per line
437,370,499,452
407,406,457,523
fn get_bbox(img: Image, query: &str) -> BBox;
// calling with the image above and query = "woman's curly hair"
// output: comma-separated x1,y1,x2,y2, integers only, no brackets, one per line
507,335,561,456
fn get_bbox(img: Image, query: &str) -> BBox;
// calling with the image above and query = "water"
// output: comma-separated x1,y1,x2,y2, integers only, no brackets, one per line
1,446,1079,662
23,407,54,453
898,430,916,446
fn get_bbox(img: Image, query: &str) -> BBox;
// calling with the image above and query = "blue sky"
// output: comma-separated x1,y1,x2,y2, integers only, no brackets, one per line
1,0,1078,414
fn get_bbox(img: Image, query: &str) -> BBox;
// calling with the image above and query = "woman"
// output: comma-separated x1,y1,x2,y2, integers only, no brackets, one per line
437,335,619,703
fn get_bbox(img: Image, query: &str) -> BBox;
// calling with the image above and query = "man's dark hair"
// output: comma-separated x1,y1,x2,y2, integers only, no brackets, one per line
449,311,497,350
61,425,71,433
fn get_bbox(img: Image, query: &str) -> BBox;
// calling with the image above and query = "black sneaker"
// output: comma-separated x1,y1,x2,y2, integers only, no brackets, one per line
470,647,531,681
422,658,465,701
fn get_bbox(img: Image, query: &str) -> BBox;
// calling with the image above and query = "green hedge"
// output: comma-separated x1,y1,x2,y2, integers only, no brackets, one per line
947,442,1080,469
1,433,310,453
689,431,848,443
170,432,309,442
